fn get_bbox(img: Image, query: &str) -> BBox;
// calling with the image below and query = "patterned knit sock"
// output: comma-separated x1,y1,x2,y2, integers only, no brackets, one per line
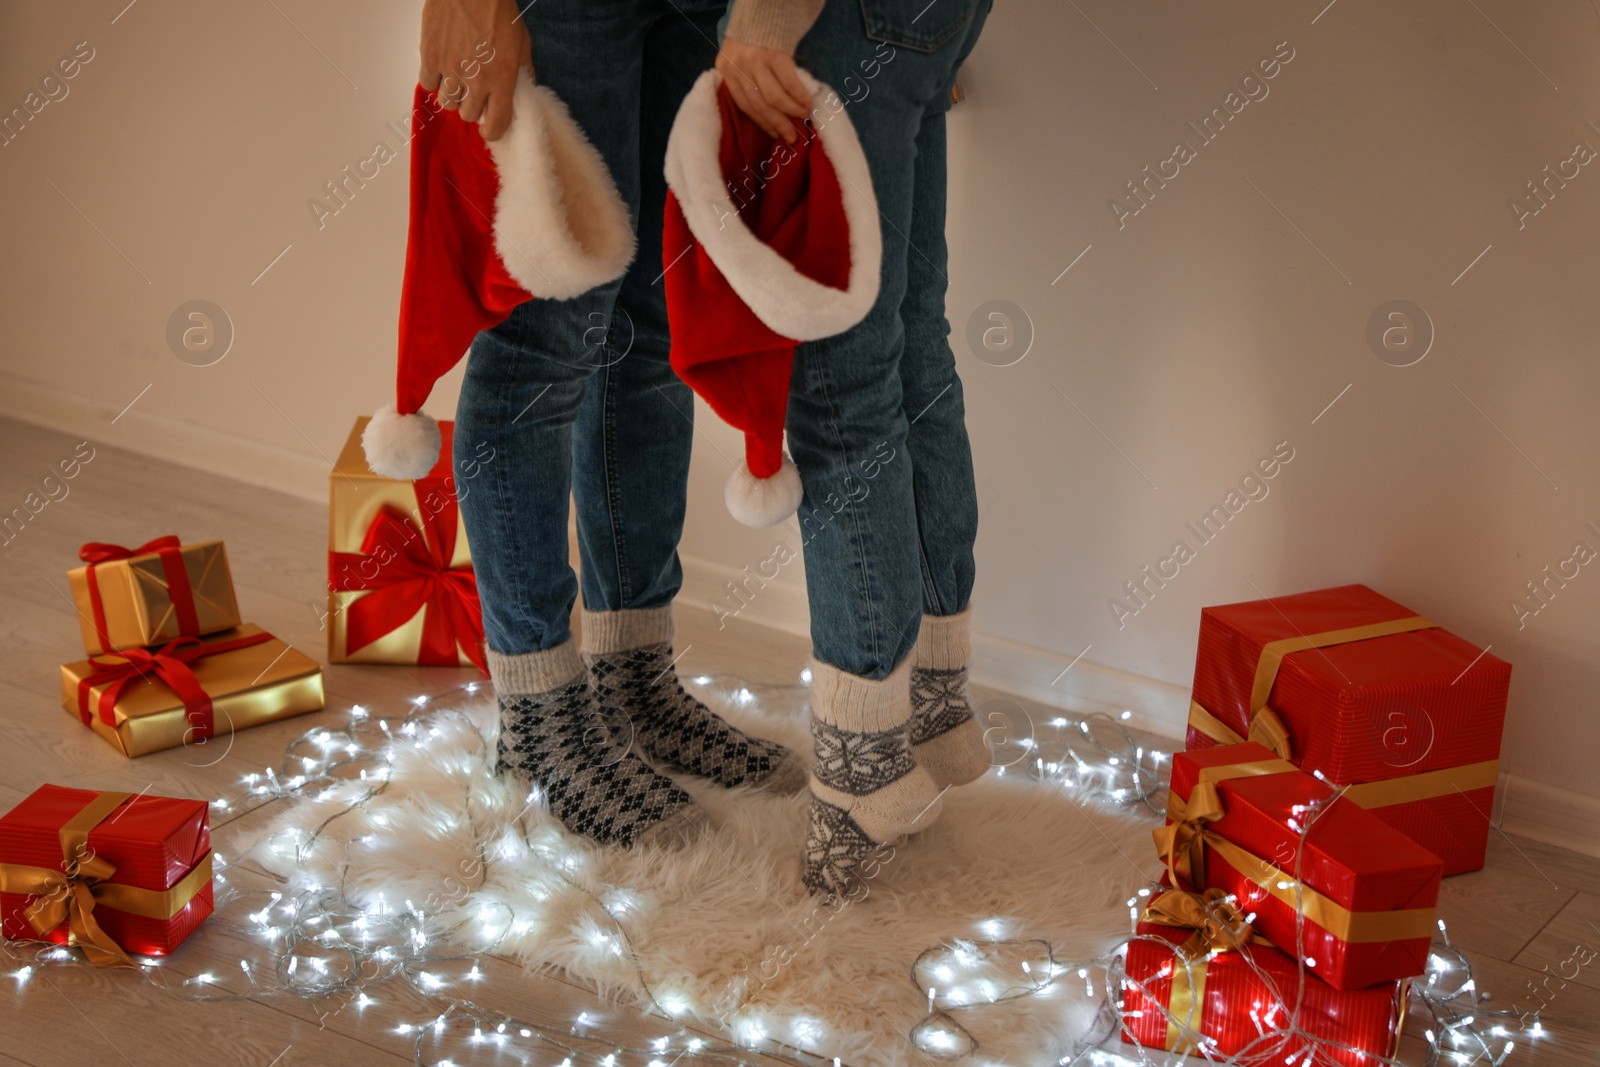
583,606,805,793
490,640,710,849
804,657,945,898
910,608,992,789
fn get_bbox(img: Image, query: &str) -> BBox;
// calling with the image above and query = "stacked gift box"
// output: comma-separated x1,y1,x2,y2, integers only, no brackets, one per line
60,534,324,757
1124,740,1436,1060
326,416,486,673
1185,584,1510,875
1124,584,1511,1060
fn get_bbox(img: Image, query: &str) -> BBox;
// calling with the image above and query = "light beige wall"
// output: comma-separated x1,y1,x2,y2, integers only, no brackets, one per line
937,1,1600,800
3,2,1597,798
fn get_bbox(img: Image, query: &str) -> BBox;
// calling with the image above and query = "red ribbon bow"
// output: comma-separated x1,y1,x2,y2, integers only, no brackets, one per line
76,630,275,741
328,500,486,674
78,536,201,652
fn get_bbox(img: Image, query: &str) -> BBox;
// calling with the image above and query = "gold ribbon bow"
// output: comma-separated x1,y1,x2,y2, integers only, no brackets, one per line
1152,754,1438,946
0,791,213,968
1151,779,1226,888
1143,886,1262,960
1190,615,1437,762
1140,886,1276,1053
1152,757,1296,889
5,853,132,968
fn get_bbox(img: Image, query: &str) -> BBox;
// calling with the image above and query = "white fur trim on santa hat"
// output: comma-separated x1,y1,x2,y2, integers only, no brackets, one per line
488,70,636,301
664,69,882,342
363,403,442,480
725,456,803,529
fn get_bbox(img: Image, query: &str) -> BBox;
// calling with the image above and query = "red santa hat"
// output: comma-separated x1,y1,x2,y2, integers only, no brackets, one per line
363,69,637,480
662,69,881,528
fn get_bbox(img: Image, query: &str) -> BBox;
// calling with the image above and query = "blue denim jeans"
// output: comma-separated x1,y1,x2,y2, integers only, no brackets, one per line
454,0,725,656
785,0,990,679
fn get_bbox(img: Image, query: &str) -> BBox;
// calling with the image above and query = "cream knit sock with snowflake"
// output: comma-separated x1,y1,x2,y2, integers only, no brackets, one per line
910,609,992,788
804,657,944,897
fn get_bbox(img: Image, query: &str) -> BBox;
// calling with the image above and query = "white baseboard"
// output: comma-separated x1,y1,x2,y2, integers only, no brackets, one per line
676,548,813,645
675,552,1600,858
967,628,1192,736
10,382,1595,863
675,551,1191,733
0,371,327,503
1499,772,1600,859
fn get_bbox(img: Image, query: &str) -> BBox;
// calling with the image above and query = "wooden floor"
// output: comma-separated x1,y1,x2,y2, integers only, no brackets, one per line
2,414,1598,1067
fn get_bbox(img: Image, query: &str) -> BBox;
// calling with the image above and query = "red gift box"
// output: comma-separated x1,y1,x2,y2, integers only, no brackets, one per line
1187,584,1510,874
0,785,212,965
1122,885,1408,1065
1158,742,1442,991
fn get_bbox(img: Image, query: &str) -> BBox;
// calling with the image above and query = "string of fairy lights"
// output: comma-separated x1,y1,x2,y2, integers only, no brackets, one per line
3,675,1544,1066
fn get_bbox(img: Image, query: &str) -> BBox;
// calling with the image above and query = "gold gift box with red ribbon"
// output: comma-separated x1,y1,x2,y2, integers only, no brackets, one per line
59,624,324,758
67,536,242,656
1,785,212,966
327,416,486,672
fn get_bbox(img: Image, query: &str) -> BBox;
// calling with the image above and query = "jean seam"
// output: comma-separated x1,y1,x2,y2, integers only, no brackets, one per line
916,520,945,616
484,333,534,653
600,357,632,607
813,355,891,674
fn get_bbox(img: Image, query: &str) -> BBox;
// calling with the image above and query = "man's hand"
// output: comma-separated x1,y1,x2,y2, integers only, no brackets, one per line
419,0,532,142
715,39,811,144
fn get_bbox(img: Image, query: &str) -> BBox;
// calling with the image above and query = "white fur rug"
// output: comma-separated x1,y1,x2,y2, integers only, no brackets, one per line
249,680,1163,1066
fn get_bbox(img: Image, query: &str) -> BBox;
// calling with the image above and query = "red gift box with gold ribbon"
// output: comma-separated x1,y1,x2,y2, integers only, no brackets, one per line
327,417,486,672
1185,584,1510,874
0,785,212,965
1122,884,1408,1064
1158,742,1443,991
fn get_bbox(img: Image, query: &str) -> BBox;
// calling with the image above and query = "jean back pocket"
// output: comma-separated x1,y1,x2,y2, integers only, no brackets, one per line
858,0,979,53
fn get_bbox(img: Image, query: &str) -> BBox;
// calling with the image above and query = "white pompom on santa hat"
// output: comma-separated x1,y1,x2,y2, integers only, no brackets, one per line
662,68,881,528
364,69,636,480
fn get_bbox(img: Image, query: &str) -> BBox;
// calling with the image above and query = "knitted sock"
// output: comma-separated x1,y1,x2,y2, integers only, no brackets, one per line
583,606,805,793
490,640,710,849
910,609,992,789
803,657,944,898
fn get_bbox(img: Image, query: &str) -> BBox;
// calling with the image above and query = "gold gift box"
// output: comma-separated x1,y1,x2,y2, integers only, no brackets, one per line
60,624,324,758
327,417,476,667
68,540,241,656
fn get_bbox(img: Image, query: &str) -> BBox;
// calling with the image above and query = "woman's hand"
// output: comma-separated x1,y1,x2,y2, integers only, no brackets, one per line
715,39,812,143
